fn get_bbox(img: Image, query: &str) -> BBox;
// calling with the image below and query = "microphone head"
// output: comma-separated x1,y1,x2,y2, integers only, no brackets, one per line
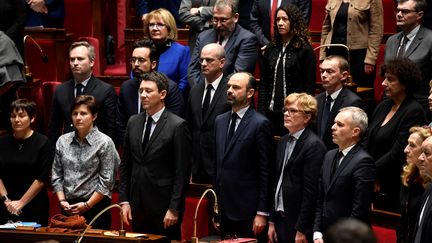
41,54,48,63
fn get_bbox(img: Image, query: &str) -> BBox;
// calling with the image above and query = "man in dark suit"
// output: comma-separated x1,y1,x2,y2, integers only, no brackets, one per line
186,43,230,184
313,107,376,243
116,39,184,144
385,0,432,112
413,135,432,243
267,93,326,243
188,0,258,86
315,55,363,150
119,71,191,240
250,0,311,49
48,41,117,143
214,72,273,241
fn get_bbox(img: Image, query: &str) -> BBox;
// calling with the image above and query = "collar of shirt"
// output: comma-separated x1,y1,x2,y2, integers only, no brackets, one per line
205,73,223,91
326,87,343,101
74,76,91,87
289,128,305,141
405,24,420,42
147,107,165,123
340,144,356,157
71,126,99,146
234,106,249,120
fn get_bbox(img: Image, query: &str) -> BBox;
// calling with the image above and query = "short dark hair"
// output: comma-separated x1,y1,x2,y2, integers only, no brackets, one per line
397,0,427,12
133,38,159,62
324,55,350,73
140,71,169,93
70,95,99,115
380,57,421,97
11,99,37,120
325,218,377,243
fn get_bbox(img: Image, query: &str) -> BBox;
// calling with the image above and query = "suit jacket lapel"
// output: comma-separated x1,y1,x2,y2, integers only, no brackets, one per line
286,129,308,168
405,27,424,58
203,77,227,123
142,109,168,157
135,113,146,159
82,76,97,94
327,145,360,191
276,135,290,174
224,107,252,156
197,81,206,123
224,25,240,54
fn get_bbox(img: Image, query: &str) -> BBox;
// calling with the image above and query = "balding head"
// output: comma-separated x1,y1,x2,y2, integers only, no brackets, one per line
200,43,225,82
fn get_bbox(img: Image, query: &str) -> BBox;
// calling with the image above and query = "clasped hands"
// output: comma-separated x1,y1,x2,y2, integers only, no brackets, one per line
60,201,89,215
4,200,24,216
27,0,48,14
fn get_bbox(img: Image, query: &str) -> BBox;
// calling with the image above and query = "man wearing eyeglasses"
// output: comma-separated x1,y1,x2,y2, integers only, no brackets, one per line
385,0,432,114
116,39,185,145
188,0,258,86
315,55,363,150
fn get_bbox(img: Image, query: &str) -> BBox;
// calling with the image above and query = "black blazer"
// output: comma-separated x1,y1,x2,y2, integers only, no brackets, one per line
412,184,432,243
249,0,311,47
313,145,376,233
48,76,117,142
185,77,230,180
270,128,326,237
214,107,274,221
116,77,185,144
258,41,316,113
119,109,191,220
315,88,364,150
188,24,258,85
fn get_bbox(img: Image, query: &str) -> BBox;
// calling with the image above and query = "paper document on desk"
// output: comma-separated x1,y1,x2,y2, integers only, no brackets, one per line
0,221,41,229
103,231,148,238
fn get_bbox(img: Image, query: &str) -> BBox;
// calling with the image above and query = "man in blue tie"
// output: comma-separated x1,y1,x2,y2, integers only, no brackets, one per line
214,72,273,242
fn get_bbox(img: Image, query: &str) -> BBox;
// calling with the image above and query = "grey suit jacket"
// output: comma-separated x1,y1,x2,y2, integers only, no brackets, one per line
188,24,258,86
385,26,432,99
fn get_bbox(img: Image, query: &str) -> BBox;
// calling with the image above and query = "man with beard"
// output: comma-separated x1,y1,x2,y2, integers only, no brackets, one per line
214,72,273,242
188,0,258,86
116,39,184,144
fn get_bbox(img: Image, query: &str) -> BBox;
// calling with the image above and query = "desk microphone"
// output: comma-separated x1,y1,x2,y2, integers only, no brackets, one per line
23,35,49,79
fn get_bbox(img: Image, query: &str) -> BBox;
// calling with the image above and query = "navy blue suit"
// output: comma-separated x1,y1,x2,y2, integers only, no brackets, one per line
214,107,273,238
314,145,376,234
116,77,184,145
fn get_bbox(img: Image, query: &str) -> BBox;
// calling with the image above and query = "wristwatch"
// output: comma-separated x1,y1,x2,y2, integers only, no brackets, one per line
1,195,9,203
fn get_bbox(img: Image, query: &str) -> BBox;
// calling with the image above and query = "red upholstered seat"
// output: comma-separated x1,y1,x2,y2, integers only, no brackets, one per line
309,0,327,32
181,197,210,241
373,44,386,103
25,39,59,82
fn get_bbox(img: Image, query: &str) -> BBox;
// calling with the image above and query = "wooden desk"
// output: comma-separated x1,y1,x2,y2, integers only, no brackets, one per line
0,229,167,243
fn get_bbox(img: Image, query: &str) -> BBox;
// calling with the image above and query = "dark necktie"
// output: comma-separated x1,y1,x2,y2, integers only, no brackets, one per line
320,95,333,138
142,116,153,151
202,84,213,118
397,35,409,58
218,36,224,45
75,83,84,97
226,112,238,148
330,151,343,179
273,54,285,112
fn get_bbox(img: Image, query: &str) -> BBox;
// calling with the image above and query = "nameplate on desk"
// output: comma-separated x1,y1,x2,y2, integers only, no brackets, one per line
218,238,257,243
103,231,148,238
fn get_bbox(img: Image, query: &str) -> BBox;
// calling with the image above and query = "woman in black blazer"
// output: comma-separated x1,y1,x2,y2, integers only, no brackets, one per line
367,58,426,213
258,4,315,136
398,126,431,243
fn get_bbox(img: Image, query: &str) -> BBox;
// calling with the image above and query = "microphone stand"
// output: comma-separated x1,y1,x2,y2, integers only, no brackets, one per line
23,35,49,81
75,204,126,243
191,188,219,243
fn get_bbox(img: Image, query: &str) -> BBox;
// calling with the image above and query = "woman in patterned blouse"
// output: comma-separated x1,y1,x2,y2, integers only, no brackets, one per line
51,95,120,229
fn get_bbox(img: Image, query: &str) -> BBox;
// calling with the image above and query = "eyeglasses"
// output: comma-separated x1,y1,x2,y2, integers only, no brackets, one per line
283,108,304,116
394,8,418,15
199,57,219,64
211,17,231,24
148,23,166,29
130,57,146,64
